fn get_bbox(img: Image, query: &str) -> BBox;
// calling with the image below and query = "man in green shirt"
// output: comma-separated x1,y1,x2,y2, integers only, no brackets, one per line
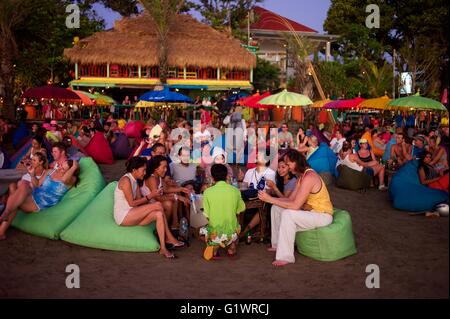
200,164,246,260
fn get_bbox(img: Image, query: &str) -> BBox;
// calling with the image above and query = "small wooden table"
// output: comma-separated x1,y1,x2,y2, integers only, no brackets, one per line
244,198,267,241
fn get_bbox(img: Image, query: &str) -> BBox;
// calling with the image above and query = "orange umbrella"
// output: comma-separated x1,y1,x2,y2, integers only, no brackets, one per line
69,89,95,106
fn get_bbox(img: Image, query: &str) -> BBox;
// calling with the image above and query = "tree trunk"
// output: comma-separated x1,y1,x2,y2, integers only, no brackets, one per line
158,35,168,84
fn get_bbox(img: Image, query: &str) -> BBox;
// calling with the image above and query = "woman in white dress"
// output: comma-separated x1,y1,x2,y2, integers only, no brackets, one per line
114,157,184,259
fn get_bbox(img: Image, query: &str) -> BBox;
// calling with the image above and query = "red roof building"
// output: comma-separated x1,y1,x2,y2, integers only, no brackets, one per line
247,6,338,85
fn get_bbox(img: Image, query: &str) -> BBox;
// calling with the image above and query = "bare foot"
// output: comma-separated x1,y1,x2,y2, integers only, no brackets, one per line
272,260,289,267
159,249,176,259
267,247,276,252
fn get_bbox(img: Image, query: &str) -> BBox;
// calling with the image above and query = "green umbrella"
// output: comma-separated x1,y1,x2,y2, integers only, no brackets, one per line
258,89,313,106
387,94,447,111
93,92,116,106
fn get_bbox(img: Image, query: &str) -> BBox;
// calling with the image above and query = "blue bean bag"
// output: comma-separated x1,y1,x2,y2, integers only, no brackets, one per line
389,160,448,212
12,157,106,239
307,143,338,177
12,122,30,149
111,133,132,159
1,147,11,169
60,181,160,252
382,138,396,162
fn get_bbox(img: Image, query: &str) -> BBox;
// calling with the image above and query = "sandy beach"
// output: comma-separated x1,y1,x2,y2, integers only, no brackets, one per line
0,160,448,299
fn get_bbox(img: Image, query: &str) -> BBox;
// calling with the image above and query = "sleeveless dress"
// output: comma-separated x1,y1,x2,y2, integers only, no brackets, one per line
32,169,69,211
114,173,139,225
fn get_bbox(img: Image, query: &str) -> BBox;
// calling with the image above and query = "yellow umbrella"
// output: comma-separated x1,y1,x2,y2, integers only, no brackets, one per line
357,95,391,110
311,99,331,108
135,101,188,108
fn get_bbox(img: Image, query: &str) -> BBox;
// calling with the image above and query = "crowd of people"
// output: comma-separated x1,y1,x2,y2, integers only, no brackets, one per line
0,107,448,265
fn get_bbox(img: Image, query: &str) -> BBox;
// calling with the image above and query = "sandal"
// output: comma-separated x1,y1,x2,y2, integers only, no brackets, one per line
161,251,177,259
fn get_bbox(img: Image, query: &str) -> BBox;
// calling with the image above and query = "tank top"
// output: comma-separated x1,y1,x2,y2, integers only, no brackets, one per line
303,169,333,215
114,173,138,213
32,169,69,209
358,151,372,163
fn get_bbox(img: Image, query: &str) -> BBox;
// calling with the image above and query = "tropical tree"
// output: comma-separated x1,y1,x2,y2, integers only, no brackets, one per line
361,60,393,97
139,0,186,84
252,57,280,92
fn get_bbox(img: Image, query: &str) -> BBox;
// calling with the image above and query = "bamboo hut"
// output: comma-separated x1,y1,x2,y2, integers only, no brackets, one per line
64,13,256,91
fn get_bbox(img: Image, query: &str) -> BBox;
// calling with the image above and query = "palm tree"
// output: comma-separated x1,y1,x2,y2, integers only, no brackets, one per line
361,59,393,97
139,0,185,85
0,0,34,119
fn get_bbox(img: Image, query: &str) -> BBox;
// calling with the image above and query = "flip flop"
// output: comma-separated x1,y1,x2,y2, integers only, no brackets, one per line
161,251,177,259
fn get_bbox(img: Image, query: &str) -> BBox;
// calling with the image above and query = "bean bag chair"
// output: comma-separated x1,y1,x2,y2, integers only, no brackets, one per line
124,120,144,139
111,133,132,159
361,131,384,157
12,122,30,149
295,209,357,262
0,148,11,169
12,157,106,239
60,182,160,252
10,139,32,168
389,160,448,212
84,131,114,164
307,143,338,177
336,165,371,191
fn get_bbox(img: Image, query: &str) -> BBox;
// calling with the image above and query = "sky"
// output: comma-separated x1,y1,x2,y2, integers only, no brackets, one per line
92,0,332,34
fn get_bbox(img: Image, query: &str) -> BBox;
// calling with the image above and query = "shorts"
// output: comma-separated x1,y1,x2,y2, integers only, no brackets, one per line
363,167,374,176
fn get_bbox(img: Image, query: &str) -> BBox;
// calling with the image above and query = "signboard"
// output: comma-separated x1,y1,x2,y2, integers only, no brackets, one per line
400,72,413,95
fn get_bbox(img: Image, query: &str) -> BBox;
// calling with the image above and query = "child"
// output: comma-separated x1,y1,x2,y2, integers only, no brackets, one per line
200,164,246,260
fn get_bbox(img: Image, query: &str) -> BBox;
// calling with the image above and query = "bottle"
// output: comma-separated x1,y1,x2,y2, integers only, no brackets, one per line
257,176,266,191
190,193,197,213
246,231,252,245
179,217,189,241
232,177,238,188
249,182,255,189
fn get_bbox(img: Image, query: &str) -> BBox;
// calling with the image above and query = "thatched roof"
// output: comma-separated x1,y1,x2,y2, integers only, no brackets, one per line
64,13,256,70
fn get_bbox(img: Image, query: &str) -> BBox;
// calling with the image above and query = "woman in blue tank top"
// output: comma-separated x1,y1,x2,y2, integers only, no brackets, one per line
0,160,80,240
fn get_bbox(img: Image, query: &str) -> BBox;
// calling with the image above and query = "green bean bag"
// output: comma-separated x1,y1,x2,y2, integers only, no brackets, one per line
295,209,357,262
60,182,160,252
12,157,105,240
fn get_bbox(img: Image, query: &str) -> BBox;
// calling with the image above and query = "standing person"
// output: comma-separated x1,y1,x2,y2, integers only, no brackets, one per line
200,164,246,260
225,106,246,164
258,149,333,267
113,157,184,259
278,123,294,150
199,106,212,127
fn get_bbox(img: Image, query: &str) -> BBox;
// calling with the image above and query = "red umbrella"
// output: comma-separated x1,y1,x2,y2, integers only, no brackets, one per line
324,97,365,109
241,91,273,108
22,85,81,101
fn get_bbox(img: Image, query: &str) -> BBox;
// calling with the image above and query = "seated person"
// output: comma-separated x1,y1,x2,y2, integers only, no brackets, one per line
278,123,294,150
372,130,386,152
143,155,191,231
10,152,47,195
243,148,276,191
0,159,80,240
200,164,246,260
412,134,427,160
170,146,203,193
330,130,346,154
62,135,85,160
49,142,68,169
417,152,449,193
113,157,183,259
258,149,334,266
428,136,448,172
357,139,387,190
389,131,412,168
296,127,309,150
240,156,297,240
298,135,319,159
64,120,78,137
204,147,235,186
16,135,48,172
76,126,92,148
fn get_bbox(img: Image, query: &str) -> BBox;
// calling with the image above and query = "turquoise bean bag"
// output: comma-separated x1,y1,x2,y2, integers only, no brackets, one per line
307,143,338,177
382,138,396,162
10,139,32,168
295,209,357,262
60,182,160,252
12,122,30,149
389,160,448,212
12,157,106,239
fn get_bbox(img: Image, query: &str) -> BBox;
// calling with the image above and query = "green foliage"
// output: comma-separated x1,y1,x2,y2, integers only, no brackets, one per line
194,0,263,40
252,57,280,91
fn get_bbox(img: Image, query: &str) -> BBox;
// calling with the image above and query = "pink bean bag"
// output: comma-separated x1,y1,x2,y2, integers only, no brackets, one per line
124,121,144,139
84,132,114,164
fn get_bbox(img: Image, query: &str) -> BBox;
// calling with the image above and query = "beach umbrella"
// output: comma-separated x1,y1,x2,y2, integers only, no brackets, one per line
22,85,81,101
311,99,331,108
387,94,447,111
69,89,95,106
93,92,116,106
139,87,193,103
240,91,273,109
357,95,391,110
324,97,365,109
258,89,313,106
237,92,259,106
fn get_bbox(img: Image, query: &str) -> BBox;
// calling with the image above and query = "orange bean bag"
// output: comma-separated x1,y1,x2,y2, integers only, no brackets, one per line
84,132,114,164
361,132,384,158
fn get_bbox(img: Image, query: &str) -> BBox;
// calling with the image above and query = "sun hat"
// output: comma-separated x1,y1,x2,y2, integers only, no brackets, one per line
414,134,426,144
211,147,227,162
359,138,368,144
